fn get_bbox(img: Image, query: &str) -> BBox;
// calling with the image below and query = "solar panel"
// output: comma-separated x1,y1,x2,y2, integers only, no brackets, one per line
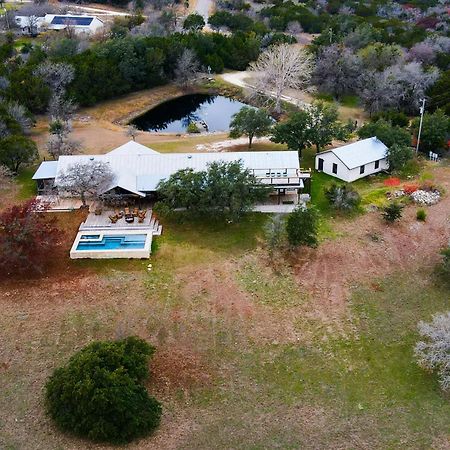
50,16,94,26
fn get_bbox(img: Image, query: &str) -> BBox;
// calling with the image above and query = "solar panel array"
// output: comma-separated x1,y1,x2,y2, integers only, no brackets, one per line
50,16,94,26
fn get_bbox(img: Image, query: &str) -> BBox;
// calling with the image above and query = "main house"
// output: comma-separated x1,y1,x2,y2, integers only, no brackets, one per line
33,141,309,206
15,14,104,35
315,137,389,182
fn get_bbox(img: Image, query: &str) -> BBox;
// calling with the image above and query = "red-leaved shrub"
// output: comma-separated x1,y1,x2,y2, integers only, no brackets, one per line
384,177,401,187
0,199,61,276
403,183,419,194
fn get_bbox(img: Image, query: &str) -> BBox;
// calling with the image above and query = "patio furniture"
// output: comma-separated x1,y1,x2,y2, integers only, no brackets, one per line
109,214,118,223
115,209,124,219
94,207,102,215
125,215,134,223
133,207,139,217
124,207,131,216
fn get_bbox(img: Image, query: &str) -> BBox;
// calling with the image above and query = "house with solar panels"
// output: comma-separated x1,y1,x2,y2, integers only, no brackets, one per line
43,14,104,34
16,13,103,35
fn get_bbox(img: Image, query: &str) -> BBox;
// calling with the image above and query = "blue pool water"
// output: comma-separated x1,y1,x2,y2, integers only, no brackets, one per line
76,234,147,251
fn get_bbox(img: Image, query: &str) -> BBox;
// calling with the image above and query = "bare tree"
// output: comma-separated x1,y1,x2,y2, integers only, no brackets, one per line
0,165,13,191
249,43,314,113
174,49,201,89
15,3,51,35
34,61,75,96
48,94,77,122
126,124,139,141
58,161,116,207
415,311,450,391
314,44,362,99
47,135,81,159
47,120,81,159
6,102,33,133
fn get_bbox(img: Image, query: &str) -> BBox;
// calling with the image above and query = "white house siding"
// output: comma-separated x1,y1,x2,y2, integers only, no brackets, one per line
315,152,388,182
346,158,388,182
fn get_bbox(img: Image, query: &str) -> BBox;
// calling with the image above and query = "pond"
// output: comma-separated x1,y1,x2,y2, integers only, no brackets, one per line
130,93,248,133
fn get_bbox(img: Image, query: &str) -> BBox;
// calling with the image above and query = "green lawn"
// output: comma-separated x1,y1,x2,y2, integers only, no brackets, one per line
16,167,37,200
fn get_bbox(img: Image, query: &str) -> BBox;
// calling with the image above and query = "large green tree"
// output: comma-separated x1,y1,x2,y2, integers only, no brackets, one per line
0,135,38,173
229,106,273,148
305,101,350,152
157,160,267,221
272,101,349,155
412,110,449,154
45,337,161,444
357,119,411,148
271,110,311,157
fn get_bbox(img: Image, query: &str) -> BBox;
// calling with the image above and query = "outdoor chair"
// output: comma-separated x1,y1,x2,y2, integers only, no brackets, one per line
124,207,130,216
115,209,123,218
133,207,139,217
109,214,118,223
125,215,134,223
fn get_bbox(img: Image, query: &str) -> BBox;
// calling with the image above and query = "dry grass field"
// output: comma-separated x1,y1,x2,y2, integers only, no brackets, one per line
1,164,449,449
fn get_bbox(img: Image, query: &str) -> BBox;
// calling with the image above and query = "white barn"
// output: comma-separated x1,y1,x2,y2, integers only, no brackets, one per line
315,137,389,182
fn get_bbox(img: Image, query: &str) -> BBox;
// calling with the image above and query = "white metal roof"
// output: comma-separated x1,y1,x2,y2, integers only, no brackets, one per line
320,137,388,169
32,161,58,180
51,141,300,195
107,141,160,156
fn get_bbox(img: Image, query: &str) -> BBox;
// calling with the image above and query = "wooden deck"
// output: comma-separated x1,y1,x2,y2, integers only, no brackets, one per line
79,210,162,235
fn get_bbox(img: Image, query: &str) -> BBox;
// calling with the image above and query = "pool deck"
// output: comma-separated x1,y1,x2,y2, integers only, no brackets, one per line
80,210,162,235
70,209,162,259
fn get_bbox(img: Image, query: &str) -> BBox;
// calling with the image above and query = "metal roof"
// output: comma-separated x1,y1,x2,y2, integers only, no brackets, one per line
107,141,160,156
51,141,300,195
320,137,388,170
32,161,58,180
50,15,94,26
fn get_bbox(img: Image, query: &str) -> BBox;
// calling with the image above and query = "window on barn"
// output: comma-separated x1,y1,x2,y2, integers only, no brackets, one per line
360,165,365,174
332,163,338,174
375,160,380,169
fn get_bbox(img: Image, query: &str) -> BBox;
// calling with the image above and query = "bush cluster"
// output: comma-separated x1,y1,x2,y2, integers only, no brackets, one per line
45,337,162,444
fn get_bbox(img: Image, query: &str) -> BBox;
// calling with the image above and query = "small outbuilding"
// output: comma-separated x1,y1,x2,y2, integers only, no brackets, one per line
315,137,389,182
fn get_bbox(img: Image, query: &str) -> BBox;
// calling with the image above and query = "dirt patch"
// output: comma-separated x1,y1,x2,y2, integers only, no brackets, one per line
292,166,450,327
150,346,212,397
176,261,302,344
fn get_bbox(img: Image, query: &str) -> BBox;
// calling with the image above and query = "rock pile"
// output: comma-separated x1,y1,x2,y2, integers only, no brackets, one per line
411,190,441,205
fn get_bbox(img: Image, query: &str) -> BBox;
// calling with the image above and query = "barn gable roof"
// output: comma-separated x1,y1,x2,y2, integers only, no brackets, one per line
317,137,388,170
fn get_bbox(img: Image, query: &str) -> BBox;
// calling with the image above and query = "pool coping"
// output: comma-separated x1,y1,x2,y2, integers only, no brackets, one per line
70,229,153,259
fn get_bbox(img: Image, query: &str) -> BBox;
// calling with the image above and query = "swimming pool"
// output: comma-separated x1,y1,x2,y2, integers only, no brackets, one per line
76,234,147,251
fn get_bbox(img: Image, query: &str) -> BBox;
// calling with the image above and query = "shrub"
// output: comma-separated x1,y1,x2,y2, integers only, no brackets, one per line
386,144,414,172
403,183,419,195
415,311,450,391
286,206,319,247
187,122,200,133
382,202,403,222
45,337,162,444
416,209,427,221
324,183,361,211
383,177,401,187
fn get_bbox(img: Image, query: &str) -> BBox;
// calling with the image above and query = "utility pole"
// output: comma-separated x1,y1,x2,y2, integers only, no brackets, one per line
415,98,426,155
